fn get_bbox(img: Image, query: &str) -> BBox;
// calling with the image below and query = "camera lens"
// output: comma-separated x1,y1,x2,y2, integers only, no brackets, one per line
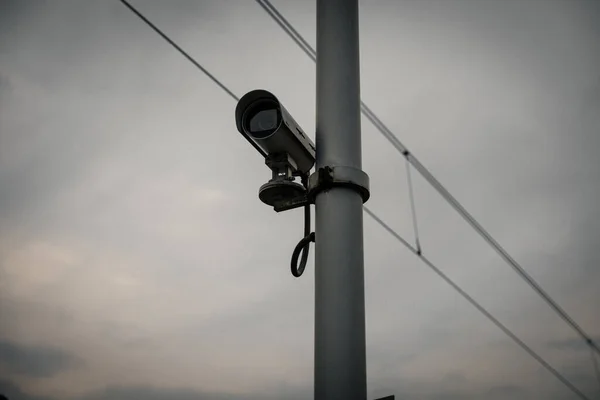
244,100,280,139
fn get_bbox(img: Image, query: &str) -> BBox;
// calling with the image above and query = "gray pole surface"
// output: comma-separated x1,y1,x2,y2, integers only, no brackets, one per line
314,0,367,399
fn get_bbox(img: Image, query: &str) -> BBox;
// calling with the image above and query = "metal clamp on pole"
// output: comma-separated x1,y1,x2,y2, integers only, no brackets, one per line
307,166,370,204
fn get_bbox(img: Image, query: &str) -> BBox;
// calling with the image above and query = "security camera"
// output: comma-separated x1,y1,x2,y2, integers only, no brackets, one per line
235,89,316,209
235,89,317,278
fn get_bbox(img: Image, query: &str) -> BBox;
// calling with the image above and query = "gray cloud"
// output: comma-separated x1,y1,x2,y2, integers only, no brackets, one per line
1,0,599,399
486,384,527,397
0,379,310,400
0,379,54,400
0,378,544,400
0,340,79,378
80,385,307,400
0,73,10,94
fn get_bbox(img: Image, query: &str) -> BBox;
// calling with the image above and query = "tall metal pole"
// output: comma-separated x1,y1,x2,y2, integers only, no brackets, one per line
314,0,367,399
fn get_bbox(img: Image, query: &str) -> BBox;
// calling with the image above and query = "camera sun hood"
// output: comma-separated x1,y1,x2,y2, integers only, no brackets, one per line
235,89,316,176
235,89,277,136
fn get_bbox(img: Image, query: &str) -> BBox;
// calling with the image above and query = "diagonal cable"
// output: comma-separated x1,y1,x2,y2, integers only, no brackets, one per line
119,0,267,159
255,0,316,62
363,207,591,400
118,3,592,398
254,0,600,357
120,0,239,102
405,158,422,254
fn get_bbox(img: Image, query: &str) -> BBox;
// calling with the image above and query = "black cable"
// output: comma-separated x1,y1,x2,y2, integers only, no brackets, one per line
408,153,600,358
405,158,422,255
120,0,239,102
118,0,269,160
291,175,315,278
119,4,592,397
255,0,600,357
255,0,316,62
363,206,591,400
291,229,315,278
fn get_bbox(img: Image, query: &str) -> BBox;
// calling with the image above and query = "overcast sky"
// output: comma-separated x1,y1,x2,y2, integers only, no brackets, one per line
1,0,600,399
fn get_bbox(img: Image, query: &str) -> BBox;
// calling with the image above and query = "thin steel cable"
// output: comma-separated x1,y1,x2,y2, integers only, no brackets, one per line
120,0,239,102
119,4,593,398
255,0,316,62
119,0,268,159
363,206,591,400
405,158,422,254
255,0,600,357
407,153,600,357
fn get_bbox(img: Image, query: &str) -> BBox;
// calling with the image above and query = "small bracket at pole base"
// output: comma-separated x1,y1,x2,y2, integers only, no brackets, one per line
307,166,370,203
374,396,395,400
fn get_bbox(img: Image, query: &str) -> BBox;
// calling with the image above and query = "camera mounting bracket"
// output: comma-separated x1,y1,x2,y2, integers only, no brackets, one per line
271,165,370,213
307,166,370,204
258,153,306,208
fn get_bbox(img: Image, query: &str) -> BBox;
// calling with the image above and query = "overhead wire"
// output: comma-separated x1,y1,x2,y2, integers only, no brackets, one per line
362,207,591,400
405,159,422,254
255,0,316,62
118,2,593,399
119,0,239,103
254,0,600,358
118,0,268,159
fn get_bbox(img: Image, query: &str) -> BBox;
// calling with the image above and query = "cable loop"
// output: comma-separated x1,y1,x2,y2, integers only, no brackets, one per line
290,175,315,278
291,231,315,277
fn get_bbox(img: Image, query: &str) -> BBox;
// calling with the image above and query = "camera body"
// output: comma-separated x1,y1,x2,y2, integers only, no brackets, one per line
235,89,369,213
235,89,316,176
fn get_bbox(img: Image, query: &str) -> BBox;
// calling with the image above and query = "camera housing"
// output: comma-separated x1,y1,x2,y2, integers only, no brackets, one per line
235,90,316,209
235,90,316,175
